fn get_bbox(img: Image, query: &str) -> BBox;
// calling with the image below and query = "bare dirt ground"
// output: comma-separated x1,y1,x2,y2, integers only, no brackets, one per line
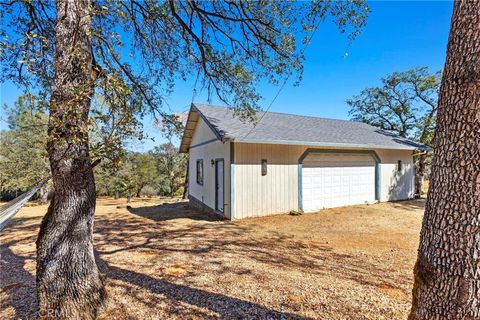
0,197,425,319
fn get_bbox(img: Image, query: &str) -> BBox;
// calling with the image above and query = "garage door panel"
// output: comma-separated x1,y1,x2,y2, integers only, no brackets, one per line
302,153,375,212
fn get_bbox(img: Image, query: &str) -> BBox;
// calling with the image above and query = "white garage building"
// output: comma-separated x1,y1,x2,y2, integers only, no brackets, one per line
180,103,427,220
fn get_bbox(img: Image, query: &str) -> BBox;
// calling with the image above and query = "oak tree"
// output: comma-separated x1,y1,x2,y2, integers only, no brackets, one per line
347,67,440,196
409,1,480,318
123,152,158,197
152,142,187,197
1,0,368,318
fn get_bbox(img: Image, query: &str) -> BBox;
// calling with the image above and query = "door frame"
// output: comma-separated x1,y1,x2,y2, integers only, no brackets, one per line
298,149,381,211
214,158,225,213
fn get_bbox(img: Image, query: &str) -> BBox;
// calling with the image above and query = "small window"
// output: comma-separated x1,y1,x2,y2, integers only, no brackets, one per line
261,159,267,176
196,160,204,185
397,160,403,172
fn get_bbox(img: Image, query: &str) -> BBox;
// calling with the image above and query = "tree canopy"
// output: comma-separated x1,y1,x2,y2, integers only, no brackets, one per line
347,67,440,196
1,0,369,127
347,67,440,146
0,94,50,193
94,145,186,199
151,142,187,197
0,95,185,199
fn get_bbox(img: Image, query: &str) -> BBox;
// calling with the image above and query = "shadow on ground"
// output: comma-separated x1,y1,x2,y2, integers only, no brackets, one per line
1,198,424,319
96,254,310,319
127,200,224,222
0,218,39,319
390,198,426,212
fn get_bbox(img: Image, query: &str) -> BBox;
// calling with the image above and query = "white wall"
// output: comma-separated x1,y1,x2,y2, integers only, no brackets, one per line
188,118,231,218
232,143,415,219
232,143,302,219
376,149,415,201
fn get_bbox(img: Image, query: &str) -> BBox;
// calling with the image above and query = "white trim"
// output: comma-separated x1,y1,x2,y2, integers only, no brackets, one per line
232,138,422,151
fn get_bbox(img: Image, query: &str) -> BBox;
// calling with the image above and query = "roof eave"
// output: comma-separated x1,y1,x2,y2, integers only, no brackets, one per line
179,103,225,153
231,138,426,151
178,105,198,153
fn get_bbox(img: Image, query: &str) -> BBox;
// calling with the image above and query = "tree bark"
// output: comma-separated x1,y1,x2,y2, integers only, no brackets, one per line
36,1,106,319
38,183,49,204
409,1,480,319
182,160,188,199
414,153,426,198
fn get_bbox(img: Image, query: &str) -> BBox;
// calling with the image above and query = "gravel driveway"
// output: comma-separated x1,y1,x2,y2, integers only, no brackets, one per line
0,197,425,319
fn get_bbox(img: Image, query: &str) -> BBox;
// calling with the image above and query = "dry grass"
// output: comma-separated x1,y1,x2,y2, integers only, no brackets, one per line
0,197,425,319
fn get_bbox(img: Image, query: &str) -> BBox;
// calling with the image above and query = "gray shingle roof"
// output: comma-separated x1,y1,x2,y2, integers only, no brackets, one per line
182,103,428,151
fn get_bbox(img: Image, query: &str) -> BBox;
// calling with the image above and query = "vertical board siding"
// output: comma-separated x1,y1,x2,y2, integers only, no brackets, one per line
234,143,301,219
188,118,232,219
376,149,415,201
232,143,415,219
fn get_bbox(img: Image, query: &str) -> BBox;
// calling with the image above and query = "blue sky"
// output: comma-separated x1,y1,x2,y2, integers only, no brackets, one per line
0,1,453,151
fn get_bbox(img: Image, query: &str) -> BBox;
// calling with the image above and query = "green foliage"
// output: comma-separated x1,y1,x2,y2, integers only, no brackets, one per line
174,187,184,197
0,95,50,192
1,0,369,128
129,152,158,196
89,95,145,167
139,185,158,197
0,94,142,196
98,154,141,198
94,143,186,198
347,67,440,146
151,143,187,197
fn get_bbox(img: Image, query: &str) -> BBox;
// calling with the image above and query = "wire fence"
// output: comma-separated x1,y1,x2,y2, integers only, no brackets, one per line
0,179,49,231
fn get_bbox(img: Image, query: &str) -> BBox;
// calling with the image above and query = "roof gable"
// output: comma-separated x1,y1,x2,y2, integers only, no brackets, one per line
179,105,223,153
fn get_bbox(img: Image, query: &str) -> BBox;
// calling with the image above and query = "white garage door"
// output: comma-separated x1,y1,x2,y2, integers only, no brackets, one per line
302,153,376,212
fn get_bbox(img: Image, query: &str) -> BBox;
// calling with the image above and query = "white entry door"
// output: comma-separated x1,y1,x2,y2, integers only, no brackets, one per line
215,159,224,213
302,153,375,212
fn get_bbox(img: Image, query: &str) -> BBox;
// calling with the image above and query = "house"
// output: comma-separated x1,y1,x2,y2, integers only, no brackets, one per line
179,103,428,220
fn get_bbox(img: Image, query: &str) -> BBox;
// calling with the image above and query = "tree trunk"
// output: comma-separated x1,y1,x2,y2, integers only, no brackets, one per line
182,160,188,200
409,1,480,318
414,153,426,198
36,1,106,319
38,183,49,204
114,191,120,199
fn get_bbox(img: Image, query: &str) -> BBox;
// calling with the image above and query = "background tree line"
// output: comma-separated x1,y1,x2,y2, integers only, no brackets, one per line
95,143,187,200
0,95,187,201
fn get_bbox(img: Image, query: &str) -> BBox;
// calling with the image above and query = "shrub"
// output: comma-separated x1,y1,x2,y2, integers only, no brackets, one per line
140,185,158,197
174,187,184,197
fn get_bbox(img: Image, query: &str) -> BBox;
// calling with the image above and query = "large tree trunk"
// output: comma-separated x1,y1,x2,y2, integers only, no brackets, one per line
409,1,480,319
414,153,426,198
36,1,106,319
